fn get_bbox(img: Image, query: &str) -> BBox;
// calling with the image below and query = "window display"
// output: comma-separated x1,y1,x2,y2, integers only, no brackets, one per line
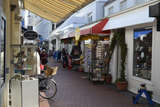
11,45,38,75
133,28,152,80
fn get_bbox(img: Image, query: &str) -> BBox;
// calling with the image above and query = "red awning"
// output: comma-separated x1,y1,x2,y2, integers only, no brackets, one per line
67,18,110,38
80,18,110,35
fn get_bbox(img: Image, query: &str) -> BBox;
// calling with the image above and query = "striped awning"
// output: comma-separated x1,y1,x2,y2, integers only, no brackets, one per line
24,0,94,23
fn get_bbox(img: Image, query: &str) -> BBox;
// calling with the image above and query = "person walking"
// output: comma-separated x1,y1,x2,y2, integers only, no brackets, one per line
61,48,68,68
40,49,48,65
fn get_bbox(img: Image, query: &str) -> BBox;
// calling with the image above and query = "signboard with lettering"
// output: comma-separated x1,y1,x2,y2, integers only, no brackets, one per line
23,31,38,40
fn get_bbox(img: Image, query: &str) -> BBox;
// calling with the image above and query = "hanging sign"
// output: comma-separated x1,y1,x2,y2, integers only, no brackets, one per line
23,30,38,40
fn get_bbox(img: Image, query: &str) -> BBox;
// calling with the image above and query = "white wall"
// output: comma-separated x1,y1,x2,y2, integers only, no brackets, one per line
104,0,152,17
96,1,106,20
104,1,119,17
151,20,160,103
75,1,97,22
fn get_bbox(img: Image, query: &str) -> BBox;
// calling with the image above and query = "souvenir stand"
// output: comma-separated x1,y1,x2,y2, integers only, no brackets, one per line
75,18,111,82
85,38,109,82
82,35,109,82
93,41,107,81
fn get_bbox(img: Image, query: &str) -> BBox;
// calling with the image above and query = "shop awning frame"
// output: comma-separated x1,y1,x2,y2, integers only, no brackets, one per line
23,0,94,23
79,17,111,36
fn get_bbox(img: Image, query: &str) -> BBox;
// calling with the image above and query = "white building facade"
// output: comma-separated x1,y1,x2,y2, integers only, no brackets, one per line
49,0,108,51
103,0,160,103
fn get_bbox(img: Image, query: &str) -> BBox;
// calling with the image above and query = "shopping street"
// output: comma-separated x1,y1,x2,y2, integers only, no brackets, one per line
1,0,160,107
41,58,155,107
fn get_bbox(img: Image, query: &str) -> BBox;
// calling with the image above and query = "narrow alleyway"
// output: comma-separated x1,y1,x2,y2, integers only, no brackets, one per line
47,58,151,107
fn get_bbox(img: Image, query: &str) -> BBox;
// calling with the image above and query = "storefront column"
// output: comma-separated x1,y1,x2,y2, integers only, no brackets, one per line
56,37,61,51
49,39,53,51
109,32,118,83
2,0,13,106
152,21,160,103
10,4,21,77
11,13,21,44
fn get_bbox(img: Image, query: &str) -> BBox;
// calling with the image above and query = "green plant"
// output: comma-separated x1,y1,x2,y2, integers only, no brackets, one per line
106,29,127,82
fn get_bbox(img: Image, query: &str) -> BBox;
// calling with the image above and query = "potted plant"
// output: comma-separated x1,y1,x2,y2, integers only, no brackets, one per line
115,29,128,91
105,73,112,84
106,29,128,90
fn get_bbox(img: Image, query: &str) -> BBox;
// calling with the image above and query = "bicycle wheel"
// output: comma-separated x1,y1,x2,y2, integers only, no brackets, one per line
39,79,57,99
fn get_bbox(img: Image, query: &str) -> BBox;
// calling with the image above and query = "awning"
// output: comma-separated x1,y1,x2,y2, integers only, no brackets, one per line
80,18,111,35
24,0,94,23
134,29,152,39
62,18,110,39
103,5,155,30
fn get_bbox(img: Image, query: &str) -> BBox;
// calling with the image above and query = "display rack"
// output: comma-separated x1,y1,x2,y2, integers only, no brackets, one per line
87,40,107,82
84,43,92,79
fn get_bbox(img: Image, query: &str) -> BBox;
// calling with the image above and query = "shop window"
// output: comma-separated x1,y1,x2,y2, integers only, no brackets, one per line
108,6,114,15
87,13,92,23
120,0,127,11
133,28,152,80
135,0,146,5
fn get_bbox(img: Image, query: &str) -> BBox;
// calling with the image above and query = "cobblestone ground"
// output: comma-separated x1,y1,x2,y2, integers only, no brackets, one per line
47,58,155,107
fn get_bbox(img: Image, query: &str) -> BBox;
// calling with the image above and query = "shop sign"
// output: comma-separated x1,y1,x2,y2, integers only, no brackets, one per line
24,30,38,40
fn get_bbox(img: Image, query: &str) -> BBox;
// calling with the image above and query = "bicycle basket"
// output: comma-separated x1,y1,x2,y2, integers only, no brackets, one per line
44,66,58,77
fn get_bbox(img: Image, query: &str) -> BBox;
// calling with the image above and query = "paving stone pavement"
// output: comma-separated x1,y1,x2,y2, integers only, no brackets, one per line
47,58,156,107
40,93,50,107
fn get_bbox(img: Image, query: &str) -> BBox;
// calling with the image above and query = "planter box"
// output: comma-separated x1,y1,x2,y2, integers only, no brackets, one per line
116,81,128,91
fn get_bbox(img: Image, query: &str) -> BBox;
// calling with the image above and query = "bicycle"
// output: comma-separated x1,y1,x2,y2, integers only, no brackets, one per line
38,66,58,99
